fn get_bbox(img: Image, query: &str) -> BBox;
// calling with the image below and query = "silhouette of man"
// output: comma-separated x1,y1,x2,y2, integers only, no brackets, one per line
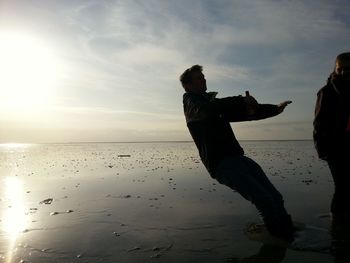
180,65,294,241
313,52,350,221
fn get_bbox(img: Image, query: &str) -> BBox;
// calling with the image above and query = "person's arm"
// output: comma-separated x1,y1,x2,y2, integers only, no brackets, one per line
184,93,249,122
313,89,331,160
214,91,291,122
185,92,291,123
212,96,249,122
250,101,292,121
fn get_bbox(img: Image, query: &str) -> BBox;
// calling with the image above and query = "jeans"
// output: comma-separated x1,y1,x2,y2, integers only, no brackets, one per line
215,155,294,240
327,155,350,216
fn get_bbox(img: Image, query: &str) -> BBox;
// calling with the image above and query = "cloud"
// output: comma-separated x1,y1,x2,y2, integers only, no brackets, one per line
113,45,183,66
1,0,350,142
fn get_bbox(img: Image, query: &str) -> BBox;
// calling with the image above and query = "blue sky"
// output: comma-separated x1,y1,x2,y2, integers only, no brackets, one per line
0,0,349,143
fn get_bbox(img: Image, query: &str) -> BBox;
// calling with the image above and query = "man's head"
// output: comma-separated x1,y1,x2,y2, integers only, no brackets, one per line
179,65,207,93
334,52,350,80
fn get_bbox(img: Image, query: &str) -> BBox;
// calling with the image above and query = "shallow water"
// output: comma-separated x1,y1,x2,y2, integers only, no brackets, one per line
0,141,339,262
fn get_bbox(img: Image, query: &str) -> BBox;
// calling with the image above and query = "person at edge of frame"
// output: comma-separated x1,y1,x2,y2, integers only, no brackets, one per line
313,52,350,222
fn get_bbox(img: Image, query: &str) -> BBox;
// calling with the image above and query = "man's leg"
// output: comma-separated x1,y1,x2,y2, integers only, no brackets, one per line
215,155,294,241
238,156,294,239
327,156,350,219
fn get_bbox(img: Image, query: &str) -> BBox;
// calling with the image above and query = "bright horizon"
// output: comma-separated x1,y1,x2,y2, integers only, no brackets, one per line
0,139,314,146
1,0,349,143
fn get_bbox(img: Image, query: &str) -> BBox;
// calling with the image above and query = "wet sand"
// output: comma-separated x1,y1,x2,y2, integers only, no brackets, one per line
0,141,337,262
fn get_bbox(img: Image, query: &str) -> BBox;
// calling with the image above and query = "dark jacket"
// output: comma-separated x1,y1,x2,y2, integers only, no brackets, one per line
313,75,350,160
183,92,280,177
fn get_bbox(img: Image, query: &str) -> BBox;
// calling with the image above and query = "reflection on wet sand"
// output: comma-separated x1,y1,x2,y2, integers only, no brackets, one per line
0,141,337,262
228,244,287,263
331,217,350,263
2,177,28,263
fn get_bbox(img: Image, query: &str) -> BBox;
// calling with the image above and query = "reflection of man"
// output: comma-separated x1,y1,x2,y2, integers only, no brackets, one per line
313,52,350,221
180,65,294,241
241,244,286,263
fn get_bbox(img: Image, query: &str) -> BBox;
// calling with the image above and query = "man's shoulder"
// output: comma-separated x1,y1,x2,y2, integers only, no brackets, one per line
183,92,191,100
317,82,333,96
183,92,202,98
183,92,192,105
183,92,206,104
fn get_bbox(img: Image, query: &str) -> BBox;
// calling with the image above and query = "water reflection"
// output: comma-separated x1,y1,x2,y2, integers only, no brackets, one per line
227,244,286,263
243,244,286,262
0,143,32,150
331,217,350,263
2,177,27,263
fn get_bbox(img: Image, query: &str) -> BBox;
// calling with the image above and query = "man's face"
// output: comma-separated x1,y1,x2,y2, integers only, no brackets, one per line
335,59,350,80
187,71,207,93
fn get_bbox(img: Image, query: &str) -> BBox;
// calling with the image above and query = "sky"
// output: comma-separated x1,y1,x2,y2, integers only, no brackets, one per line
0,0,349,143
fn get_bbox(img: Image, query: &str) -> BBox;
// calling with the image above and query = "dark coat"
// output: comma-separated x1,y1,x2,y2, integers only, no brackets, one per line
313,76,350,160
183,92,280,177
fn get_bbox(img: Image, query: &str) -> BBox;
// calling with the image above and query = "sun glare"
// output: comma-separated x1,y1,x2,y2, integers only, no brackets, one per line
0,31,61,111
3,177,27,237
2,177,27,263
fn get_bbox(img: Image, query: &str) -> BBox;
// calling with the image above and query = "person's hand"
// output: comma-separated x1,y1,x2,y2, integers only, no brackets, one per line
244,91,259,115
277,100,292,113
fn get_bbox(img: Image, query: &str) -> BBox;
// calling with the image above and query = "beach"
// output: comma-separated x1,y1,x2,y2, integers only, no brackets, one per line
0,141,337,262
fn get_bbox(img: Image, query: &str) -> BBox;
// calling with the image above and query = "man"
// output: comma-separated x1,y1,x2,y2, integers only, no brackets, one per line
180,65,294,242
313,52,350,221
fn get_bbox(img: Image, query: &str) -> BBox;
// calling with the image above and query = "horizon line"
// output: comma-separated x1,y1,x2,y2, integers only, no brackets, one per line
0,139,313,145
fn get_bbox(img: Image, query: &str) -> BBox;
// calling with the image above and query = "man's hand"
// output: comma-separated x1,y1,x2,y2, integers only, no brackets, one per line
277,101,292,113
244,91,259,115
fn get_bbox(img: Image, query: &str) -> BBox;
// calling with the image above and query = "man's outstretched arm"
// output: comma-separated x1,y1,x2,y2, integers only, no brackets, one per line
251,100,292,121
214,91,292,122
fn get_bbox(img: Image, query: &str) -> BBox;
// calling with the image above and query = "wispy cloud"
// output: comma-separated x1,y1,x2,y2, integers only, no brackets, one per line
1,0,350,142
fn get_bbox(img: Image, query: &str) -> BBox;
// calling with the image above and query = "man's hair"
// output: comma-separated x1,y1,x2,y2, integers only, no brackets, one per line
336,52,350,63
179,64,203,90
